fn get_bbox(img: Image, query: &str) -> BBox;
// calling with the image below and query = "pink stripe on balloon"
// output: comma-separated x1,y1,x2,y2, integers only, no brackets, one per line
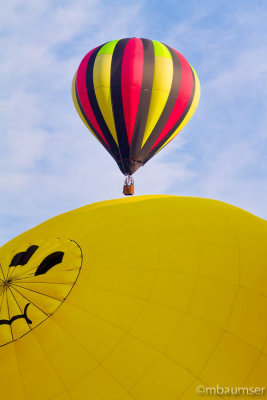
151,50,194,150
121,38,144,145
76,47,109,147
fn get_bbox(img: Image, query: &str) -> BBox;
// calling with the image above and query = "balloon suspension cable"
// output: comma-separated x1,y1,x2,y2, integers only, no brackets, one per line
123,175,134,196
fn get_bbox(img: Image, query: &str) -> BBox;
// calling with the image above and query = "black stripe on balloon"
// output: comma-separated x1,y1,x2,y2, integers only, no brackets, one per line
144,66,196,164
75,82,114,158
110,38,131,174
86,46,120,160
137,45,182,163
129,38,155,165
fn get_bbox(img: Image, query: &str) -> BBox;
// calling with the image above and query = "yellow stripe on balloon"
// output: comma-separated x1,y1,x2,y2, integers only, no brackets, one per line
156,67,200,153
93,53,118,145
141,47,173,147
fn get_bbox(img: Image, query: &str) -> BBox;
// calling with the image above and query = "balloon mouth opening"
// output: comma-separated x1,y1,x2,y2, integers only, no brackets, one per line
117,158,144,176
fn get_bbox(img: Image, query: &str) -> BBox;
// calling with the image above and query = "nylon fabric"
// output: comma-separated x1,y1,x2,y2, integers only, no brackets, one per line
72,38,200,175
157,67,200,153
0,196,266,399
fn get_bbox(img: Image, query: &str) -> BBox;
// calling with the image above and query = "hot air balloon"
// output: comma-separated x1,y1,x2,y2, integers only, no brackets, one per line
0,196,267,399
72,38,200,195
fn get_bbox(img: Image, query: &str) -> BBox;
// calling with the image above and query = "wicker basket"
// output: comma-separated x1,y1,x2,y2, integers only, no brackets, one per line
123,184,134,196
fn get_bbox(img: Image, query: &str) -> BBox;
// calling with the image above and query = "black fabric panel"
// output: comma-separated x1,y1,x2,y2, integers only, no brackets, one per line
144,67,196,164
129,38,155,164
75,83,114,159
111,38,131,174
86,46,120,161
138,46,182,162
9,245,39,267
9,252,24,267
35,252,64,276
21,245,39,265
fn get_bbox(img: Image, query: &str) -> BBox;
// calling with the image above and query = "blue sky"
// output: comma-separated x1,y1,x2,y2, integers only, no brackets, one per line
1,0,267,244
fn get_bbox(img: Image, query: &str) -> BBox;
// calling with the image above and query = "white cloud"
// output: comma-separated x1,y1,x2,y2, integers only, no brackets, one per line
0,0,148,243
162,3,267,219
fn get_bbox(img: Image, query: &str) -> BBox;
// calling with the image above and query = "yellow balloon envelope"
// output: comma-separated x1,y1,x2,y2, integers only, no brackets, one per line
0,196,266,399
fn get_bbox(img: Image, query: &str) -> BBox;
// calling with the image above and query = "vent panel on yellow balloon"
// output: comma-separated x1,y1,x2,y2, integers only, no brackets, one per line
0,238,82,347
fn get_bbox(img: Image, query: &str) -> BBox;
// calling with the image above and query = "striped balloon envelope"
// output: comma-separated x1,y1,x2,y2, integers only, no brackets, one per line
72,38,200,176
